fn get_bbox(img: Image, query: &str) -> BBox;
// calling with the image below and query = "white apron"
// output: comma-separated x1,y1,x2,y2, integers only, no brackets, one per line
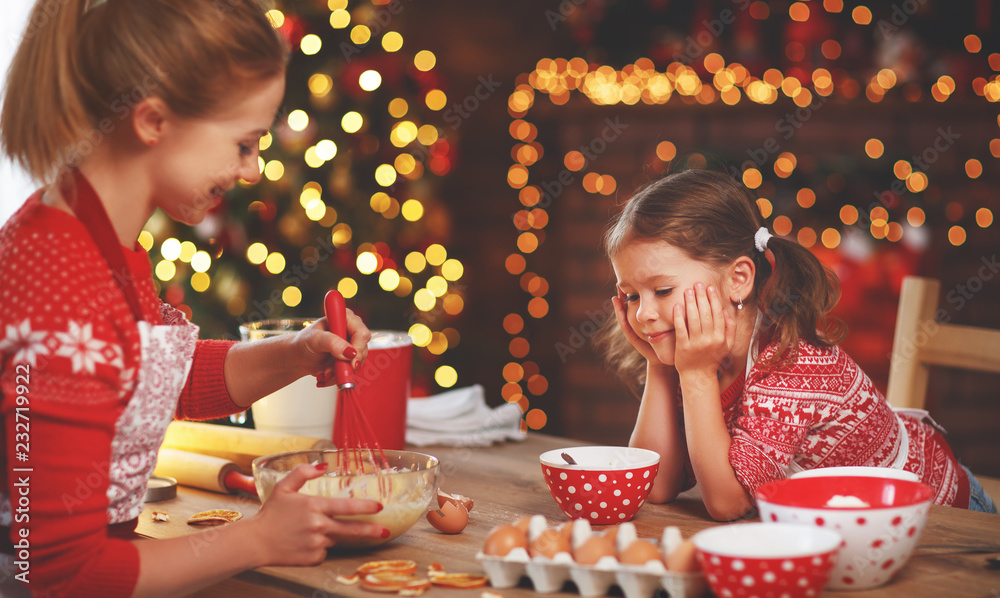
107,306,198,523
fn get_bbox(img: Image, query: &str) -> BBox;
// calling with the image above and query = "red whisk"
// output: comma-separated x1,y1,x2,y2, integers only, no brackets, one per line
320,290,391,478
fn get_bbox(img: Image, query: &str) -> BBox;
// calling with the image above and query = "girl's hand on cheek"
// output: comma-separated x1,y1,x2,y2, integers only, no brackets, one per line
672,284,735,375
612,294,660,364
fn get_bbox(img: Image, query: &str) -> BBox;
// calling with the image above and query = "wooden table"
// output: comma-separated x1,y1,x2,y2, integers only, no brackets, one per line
137,433,1000,597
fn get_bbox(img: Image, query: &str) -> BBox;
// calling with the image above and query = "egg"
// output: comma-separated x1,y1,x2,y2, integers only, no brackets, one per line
512,516,532,534
426,500,468,534
556,521,574,548
573,533,617,565
437,489,474,513
665,538,699,572
602,524,620,546
482,524,528,556
529,528,571,558
619,539,663,566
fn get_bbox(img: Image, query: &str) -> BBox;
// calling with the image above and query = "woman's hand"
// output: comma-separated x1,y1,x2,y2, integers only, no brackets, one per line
673,283,735,376
293,310,372,386
612,293,660,364
249,463,387,566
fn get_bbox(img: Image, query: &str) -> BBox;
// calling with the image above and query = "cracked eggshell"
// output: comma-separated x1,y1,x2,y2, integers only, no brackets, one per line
426,500,469,534
436,489,474,513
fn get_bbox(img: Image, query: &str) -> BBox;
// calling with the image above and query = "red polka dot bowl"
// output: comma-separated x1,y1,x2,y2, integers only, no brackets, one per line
756,476,934,590
693,522,841,598
539,446,659,524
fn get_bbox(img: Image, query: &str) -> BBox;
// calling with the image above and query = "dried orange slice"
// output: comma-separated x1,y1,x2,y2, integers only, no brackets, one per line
399,579,432,596
186,509,243,526
361,573,418,593
336,574,360,586
430,573,489,589
427,563,445,577
356,559,418,576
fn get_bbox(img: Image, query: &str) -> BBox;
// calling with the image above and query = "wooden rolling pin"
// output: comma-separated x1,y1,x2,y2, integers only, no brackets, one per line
154,448,258,496
161,421,335,471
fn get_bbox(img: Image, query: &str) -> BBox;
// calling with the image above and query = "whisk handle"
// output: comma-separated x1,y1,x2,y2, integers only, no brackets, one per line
323,290,355,388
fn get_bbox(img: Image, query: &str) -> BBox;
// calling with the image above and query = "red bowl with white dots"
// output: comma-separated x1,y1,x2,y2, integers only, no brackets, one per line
539,446,659,524
693,522,841,598
756,476,934,590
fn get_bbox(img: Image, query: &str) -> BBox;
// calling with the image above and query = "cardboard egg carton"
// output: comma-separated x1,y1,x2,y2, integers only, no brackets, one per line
476,518,707,598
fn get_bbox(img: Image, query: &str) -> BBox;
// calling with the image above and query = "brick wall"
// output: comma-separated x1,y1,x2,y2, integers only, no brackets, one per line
523,99,1000,476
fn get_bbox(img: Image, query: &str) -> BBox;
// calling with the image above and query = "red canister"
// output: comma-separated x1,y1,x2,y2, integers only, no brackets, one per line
334,330,413,450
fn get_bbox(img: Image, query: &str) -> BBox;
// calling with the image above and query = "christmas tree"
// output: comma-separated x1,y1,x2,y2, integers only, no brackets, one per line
139,0,465,398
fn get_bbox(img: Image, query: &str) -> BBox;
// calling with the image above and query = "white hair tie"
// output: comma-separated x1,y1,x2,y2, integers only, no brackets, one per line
754,226,772,253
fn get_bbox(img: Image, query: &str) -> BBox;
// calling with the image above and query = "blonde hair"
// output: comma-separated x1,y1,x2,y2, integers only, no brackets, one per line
595,169,845,391
1,0,288,182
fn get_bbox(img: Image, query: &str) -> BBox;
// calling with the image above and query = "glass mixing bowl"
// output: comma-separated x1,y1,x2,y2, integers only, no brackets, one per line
253,449,439,548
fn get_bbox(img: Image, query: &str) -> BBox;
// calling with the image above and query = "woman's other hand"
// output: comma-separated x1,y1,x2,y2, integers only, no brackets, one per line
249,462,386,566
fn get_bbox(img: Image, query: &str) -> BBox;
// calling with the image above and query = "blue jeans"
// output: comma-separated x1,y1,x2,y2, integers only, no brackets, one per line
961,464,998,514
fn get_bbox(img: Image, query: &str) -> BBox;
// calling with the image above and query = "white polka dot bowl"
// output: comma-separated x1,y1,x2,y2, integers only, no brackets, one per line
756,476,934,590
692,522,841,598
539,446,659,524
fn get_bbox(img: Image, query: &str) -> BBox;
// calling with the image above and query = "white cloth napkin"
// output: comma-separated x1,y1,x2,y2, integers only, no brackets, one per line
406,384,527,447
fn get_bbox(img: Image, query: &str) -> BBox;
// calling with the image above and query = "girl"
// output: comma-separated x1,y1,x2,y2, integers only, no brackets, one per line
599,168,998,521
0,1,385,596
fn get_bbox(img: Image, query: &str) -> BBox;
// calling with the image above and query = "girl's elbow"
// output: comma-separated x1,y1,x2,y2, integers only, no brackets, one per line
704,496,753,521
646,486,678,504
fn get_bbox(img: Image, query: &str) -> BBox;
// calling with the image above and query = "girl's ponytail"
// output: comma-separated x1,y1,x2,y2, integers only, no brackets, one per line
754,235,846,370
1,0,93,182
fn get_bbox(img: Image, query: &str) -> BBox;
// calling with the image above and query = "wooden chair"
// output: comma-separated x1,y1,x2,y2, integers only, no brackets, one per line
887,275,1000,502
